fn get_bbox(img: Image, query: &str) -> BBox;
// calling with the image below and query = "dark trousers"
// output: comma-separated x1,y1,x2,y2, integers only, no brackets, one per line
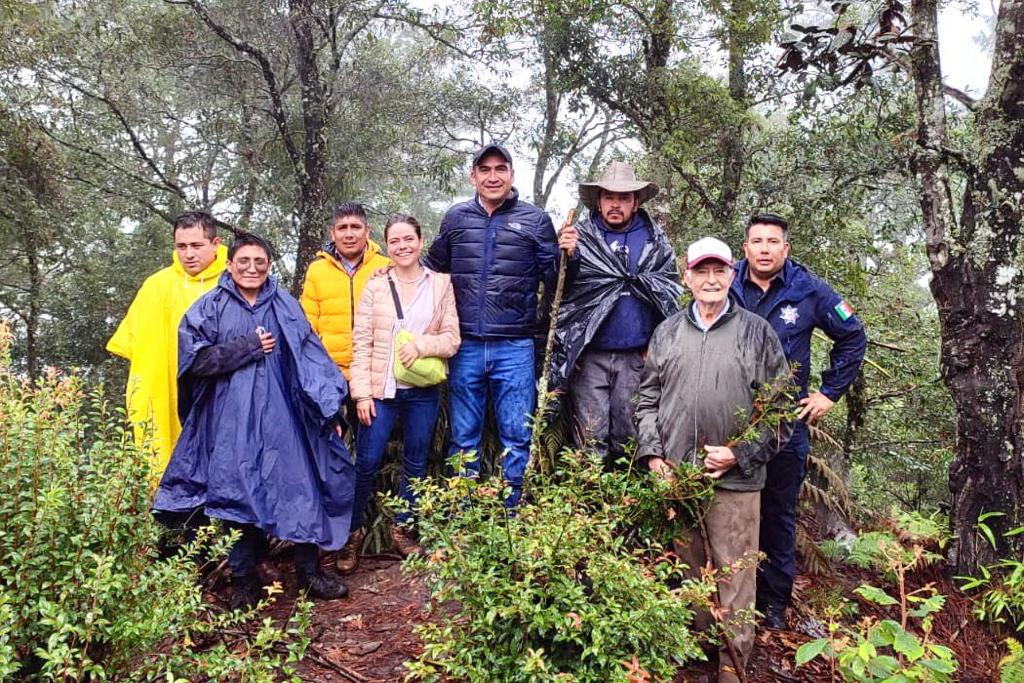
570,348,645,466
352,386,441,529
757,422,809,610
223,521,318,581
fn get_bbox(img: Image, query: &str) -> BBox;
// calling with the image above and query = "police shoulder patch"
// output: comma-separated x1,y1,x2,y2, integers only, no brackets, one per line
834,300,855,321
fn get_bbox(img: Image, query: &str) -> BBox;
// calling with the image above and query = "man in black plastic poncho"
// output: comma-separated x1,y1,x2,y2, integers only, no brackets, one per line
551,162,682,467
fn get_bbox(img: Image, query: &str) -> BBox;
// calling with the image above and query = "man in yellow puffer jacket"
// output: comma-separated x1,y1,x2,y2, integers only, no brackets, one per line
107,211,227,481
300,202,391,382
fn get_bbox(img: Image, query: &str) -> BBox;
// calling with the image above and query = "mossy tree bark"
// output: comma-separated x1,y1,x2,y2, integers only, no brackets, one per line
909,0,1024,571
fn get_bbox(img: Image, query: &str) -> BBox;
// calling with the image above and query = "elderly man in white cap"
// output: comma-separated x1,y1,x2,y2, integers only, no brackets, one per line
550,161,682,468
635,237,792,683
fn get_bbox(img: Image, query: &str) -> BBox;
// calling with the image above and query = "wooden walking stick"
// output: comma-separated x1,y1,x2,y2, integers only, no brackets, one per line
528,208,576,477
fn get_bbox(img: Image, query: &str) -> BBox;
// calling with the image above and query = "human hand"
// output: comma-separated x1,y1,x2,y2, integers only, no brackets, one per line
558,224,579,257
798,391,835,424
356,398,376,426
703,445,736,479
257,330,276,354
398,341,420,368
648,456,675,480
372,264,395,278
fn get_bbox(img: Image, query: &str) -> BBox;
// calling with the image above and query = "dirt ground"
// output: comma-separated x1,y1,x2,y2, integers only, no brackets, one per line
251,553,1004,683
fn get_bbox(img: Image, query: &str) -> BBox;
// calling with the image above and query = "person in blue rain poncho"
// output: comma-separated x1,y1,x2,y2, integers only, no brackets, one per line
154,232,355,610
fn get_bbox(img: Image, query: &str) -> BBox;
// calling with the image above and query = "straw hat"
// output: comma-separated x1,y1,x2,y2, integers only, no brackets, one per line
578,161,659,210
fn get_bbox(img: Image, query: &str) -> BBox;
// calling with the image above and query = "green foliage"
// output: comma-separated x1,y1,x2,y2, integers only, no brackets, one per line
830,525,941,584
1000,638,1024,682
958,521,1024,633
0,324,310,680
893,509,949,547
403,450,715,682
797,521,956,681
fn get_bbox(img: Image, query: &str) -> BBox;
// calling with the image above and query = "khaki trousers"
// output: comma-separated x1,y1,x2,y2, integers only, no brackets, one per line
673,489,761,675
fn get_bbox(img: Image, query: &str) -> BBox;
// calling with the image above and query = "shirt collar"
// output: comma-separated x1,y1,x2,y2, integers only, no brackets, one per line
690,298,731,331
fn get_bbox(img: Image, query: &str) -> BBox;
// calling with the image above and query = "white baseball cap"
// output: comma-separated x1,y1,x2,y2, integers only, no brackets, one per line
686,237,733,268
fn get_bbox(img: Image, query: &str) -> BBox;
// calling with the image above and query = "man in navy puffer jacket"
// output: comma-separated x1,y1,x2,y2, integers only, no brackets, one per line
424,143,571,506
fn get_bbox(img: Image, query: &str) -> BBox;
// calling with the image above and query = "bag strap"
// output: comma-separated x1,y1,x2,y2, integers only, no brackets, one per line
387,276,404,321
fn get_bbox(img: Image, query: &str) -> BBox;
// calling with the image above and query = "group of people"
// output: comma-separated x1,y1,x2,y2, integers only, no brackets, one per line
108,143,866,682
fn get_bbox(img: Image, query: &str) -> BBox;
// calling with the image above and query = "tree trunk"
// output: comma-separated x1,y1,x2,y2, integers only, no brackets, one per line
910,0,1024,572
289,0,328,294
533,44,559,211
24,225,40,379
717,4,749,228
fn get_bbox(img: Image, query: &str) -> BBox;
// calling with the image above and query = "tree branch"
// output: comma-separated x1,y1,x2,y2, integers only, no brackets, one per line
167,0,302,174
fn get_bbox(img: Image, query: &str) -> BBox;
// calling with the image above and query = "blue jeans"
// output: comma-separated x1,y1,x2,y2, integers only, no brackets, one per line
447,337,536,504
352,386,441,529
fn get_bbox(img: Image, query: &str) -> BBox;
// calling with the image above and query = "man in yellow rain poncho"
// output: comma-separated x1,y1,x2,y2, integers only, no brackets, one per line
107,211,227,480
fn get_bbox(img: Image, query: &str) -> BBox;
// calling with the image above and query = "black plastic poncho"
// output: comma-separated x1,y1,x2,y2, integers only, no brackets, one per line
549,210,683,399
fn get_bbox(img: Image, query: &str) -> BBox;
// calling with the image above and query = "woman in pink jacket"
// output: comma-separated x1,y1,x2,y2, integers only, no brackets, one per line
340,214,461,572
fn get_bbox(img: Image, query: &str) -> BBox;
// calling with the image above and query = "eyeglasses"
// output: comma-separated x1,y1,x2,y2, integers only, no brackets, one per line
233,257,269,272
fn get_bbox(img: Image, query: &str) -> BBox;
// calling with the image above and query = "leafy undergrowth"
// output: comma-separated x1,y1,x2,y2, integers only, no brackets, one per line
267,505,1011,682
0,323,311,681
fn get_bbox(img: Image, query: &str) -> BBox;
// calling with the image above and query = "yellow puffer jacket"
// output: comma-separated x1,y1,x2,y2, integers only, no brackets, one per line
300,241,391,379
107,245,228,481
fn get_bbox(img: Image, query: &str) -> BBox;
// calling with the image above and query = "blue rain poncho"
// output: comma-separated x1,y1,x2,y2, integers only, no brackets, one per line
154,272,355,550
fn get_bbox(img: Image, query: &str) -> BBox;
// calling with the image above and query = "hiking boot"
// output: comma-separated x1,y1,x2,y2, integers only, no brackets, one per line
390,524,422,557
762,603,788,630
335,528,364,573
298,567,349,600
229,577,261,611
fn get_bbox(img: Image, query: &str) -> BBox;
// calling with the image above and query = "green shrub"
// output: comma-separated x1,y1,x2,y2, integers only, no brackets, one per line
403,449,715,682
797,528,957,681
0,325,310,681
958,518,1024,633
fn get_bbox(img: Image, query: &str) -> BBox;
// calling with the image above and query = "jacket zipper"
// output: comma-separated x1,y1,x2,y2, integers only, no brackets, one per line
693,326,709,466
348,271,356,329
477,212,495,338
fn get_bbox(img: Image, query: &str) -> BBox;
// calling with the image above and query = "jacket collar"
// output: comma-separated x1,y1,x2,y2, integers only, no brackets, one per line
684,291,742,331
734,258,812,299
171,244,228,282
317,239,384,271
473,187,520,215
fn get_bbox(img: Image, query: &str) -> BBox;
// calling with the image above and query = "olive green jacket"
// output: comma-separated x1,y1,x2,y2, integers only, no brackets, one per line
635,297,794,492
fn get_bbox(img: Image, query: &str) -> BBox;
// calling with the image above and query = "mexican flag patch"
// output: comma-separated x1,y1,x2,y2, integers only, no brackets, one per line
834,300,855,321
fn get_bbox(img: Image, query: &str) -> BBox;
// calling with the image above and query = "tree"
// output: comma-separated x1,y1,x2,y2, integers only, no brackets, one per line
780,0,1024,571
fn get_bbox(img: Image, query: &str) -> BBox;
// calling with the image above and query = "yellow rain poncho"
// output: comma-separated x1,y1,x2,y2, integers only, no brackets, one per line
107,245,228,479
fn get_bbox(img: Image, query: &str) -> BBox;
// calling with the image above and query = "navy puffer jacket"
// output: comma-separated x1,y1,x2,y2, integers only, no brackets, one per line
424,189,558,339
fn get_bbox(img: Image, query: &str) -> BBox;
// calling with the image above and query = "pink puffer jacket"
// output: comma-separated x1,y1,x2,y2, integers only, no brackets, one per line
349,270,461,401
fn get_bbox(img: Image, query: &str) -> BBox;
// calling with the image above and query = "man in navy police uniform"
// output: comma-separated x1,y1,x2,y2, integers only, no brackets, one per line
731,212,867,629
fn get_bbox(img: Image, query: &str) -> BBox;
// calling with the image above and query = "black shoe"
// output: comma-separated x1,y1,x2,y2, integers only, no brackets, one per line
230,577,261,611
762,603,787,630
298,568,349,600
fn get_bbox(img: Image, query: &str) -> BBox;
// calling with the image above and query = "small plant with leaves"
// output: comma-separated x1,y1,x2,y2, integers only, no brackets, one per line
796,531,957,681
957,514,1024,633
403,448,714,682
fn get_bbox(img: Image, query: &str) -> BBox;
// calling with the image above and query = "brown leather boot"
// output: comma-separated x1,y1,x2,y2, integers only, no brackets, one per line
335,528,364,573
390,524,422,557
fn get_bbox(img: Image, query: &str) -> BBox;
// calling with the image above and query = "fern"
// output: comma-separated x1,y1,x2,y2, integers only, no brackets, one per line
1000,638,1024,682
